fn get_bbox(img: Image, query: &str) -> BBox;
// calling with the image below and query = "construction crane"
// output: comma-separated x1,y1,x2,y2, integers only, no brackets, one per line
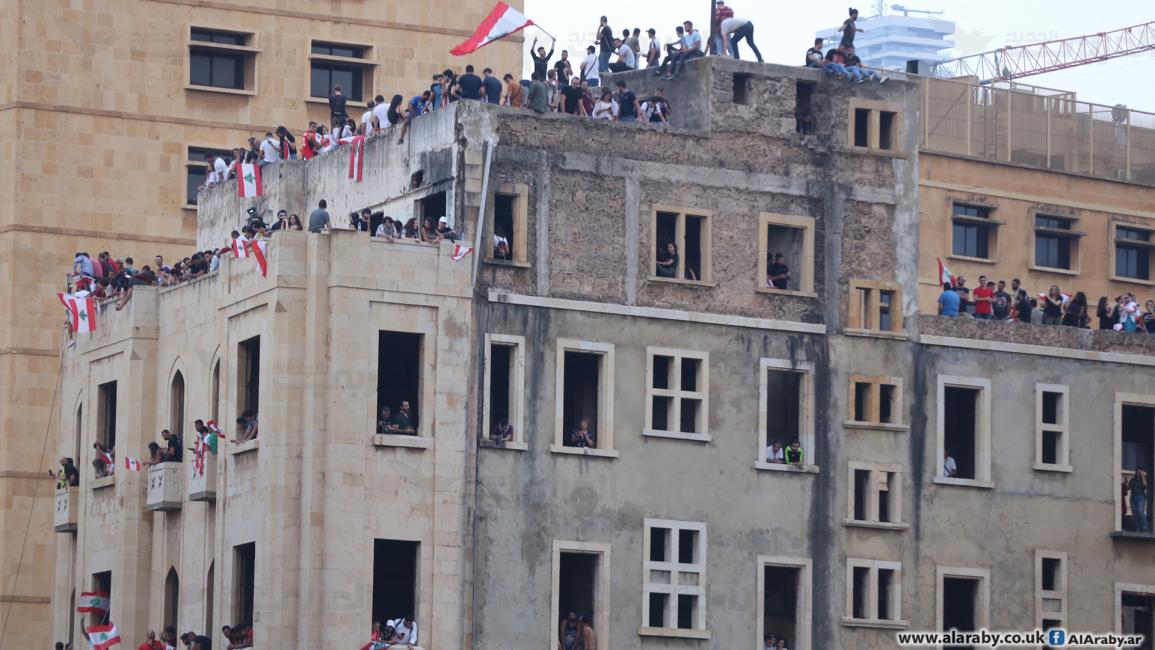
930,21,1155,84
890,4,944,18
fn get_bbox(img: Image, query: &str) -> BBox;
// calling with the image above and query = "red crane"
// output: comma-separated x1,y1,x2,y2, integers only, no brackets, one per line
930,21,1155,84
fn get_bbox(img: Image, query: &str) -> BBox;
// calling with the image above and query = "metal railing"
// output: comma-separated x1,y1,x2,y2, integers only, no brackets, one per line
920,75,1155,186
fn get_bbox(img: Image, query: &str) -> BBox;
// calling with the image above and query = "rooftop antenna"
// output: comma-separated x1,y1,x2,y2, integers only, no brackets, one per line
890,4,945,17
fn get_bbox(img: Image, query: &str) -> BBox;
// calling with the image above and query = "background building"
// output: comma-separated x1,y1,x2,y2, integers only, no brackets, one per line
50,57,1155,650
0,1,522,647
816,10,955,70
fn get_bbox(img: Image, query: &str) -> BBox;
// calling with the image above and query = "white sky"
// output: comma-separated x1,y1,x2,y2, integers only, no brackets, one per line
520,0,1155,112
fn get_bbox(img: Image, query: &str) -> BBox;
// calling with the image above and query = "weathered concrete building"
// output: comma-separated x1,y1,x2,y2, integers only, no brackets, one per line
51,57,1155,650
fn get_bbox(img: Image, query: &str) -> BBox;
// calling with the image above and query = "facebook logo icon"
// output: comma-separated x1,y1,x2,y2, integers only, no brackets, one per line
1047,628,1067,645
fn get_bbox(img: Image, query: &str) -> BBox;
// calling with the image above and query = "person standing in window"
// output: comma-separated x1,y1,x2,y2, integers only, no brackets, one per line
655,243,678,278
764,440,785,464
559,612,582,650
328,84,348,131
943,449,958,477
391,400,417,435
1130,467,1149,533
569,417,596,448
767,253,791,290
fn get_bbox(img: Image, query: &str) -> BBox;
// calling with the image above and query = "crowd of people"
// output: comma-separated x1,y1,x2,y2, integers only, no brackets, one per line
804,8,888,84
936,273,1155,334
360,616,418,650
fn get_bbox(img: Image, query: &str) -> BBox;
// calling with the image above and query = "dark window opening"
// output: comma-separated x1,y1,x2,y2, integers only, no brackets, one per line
763,566,799,644
1117,228,1152,280
652,355,673,431
684,215,704,281
170,372,185,438
1042,557,1061,591
942,577,978,638
311,63,363,101
97,381,117,450
648,593,668,628
559,553,598,627
880,384,896,424
765,225,805,292
416,191,448,225
372,539,418,626
211,361,220,422
879,111,897,150
1035,216,1075,270
653,355,672,390
92,571,111,614
1121,593,1155,649
488,344,512,435
74,404,83,460
186,147,233,206
191,28,246,45
205,562,214,635
879,290,895,331
562,351,601,447
377,331,422,435
676,594,696,629
237,336,260,417
877,568,895,620
656,211,677,277
493,194,516,260
795,80,815,134
853,469,870,520
878,475,892,522
1122,405,1154,532
951,204,992,259
1042,431,1061,465
733,72,751,105
312,42,365,58
851,567,868,619
1042,392,1060,425
677,529,697,564
765,370,801,442
679,398,700,434
854,382,870,422
944,386,979,479
189,50,245,89
853,108,870,147
649,527,668,562
233,542,255,627
163,568,180,633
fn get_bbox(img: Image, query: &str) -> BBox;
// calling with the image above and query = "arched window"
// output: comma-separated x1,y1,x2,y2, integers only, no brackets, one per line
164,567,180,632
205,562,215,634
74,403,83,461
170,372,186,437
211,361,220,422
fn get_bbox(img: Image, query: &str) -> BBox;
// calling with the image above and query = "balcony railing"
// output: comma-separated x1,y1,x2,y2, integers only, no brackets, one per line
54,486,78,532
189,452,217,502
145,462,184,511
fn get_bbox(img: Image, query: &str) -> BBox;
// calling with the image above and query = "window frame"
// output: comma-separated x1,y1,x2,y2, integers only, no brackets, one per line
1029,211,1083,274
650,205,714,285
934,375,994,489
756,556,813,650
485,183,530,267
1035,550,1067,632
1113,393,1155,533
848,279,905,337
845,461,907,530
643,347,710,443
552,339,618,458
846,375,906,431
1114,582,1155,637
306,39,377,105
185,145,233,208
640,519,709,639
934,566,990,646
846,99,905,154
481,334,527,450
1034,383,1072,472
757,212,817,297
185,26,260,95
948,201,1001,262
756,358,818,474
843,559,906,628
1111,221,1155,286
371,329,434,448
550,541,612,649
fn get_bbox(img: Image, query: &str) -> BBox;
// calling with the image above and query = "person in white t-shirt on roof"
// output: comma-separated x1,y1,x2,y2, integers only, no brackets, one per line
361,99,376,136
721,16,763,62
609,37,636,72
201,151,230,189
580,45,601,88
372,94,391,131
258,132,280,167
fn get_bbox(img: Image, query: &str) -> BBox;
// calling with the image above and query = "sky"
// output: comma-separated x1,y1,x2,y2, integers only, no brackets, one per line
520,0,1155,112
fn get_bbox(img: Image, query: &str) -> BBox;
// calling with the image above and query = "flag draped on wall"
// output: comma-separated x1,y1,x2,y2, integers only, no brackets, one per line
237,163,262,197
451,2,535,56
58,293,97,333
348,135,365,182
232,238,267,276
451,244,475,261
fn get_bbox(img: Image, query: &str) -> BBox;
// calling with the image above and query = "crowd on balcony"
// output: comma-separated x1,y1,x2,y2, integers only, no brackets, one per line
361,616,418,649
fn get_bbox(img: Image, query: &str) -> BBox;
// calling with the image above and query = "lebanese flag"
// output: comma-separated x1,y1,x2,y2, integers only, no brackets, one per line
247,239,268,277
86,623,122,650
77,591,110,614
237,163,262,197
451,2,534,56
348,135,365,182
451,244,474,261
58,292,97,333
124,456,141,472
937,258,954,287
232,237,250,258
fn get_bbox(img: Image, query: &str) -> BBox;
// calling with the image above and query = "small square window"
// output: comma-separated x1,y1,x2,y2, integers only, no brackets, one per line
645,349,709,442
642,520,707,636
848,376,903,427
848,280,903,334
847,462,903,526
188,27,255,92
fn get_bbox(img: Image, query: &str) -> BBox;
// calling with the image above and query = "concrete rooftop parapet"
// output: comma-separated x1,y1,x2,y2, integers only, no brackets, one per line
918,313,1155,359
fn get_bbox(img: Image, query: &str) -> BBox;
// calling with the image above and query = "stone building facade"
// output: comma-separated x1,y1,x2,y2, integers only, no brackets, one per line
1,1,522,646
51,57,1155,650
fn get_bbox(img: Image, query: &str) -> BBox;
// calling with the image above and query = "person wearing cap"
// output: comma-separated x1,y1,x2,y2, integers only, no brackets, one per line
436,216,461,241
645,28,661,68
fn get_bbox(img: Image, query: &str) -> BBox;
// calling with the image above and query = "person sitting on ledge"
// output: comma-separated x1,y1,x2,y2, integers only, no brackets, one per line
92,442,115,478
235,410,258,444
222,623,253,649
491,419,514,443
655,243,678,278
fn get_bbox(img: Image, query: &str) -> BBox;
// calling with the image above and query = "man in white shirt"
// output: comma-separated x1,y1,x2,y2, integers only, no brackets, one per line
721,16,763,62
944,450,958,477
372,93,391,129
361,100,376,136
764,440,785,463
201,151,230,189
609,37,636,73
258,132,280,167
645,28,661,68
665,21,703,80
580,45,601,88
388,616,417,645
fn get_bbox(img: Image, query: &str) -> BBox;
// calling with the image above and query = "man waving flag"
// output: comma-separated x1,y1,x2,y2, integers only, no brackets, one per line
85,622,122,650
452,2,536,56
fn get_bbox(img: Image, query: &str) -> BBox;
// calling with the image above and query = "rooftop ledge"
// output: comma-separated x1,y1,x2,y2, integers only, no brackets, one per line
917,314,1155,362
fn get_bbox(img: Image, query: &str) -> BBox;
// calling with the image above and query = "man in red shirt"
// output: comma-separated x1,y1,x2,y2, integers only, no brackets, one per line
712,0,734,54
138,629,165,650
973,279,996,320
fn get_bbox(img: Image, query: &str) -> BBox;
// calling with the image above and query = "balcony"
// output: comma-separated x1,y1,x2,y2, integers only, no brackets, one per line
189,453,217,502
54,487,78,532
145,462,184,511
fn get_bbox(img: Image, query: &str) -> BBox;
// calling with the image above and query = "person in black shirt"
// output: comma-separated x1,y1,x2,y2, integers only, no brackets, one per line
328,84,347,130
616,80,637,123
805,37,824,67
838,7,862,48
560,77,587,116
482,68,503,104
180,631,212,649
530,37,554,79
161,429,183,462
455,65,484,100
553,50,573,84
391,401,417,435
55,457,80,487
597,16,615,73
656,243,678,278
767,253,790,289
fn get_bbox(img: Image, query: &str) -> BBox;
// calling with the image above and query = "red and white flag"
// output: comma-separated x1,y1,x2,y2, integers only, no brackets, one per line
248,239,268,277
86,623,122,650
451,244,474,261
58,292,97,333
77,591,110,615
124,456,141,472
237,163,262,197
451,1,534,56
348,135,365,182
232,237,250,258
936,258,954,287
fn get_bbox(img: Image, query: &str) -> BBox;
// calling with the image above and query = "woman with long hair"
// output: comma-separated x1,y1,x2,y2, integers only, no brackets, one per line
1042,285,1064,326
386,94,404,129
1061,291,1089,328
275,125,297,159
286,214,303,231
1096,296,1115,330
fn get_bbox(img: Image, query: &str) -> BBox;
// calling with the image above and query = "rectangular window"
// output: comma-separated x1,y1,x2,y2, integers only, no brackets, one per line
372,539,418,626
415,190,448,227
97,381,117,450
848,102,903,152
733,72,751,105
641,520,707,637
758,359,815,471
1120,403,1155,533
309,41,373,102
377,331,423,436
937,376,992,486
1036,551,1067,632
878,111,897,150
653,207,712,283
937,568,989,638
185,146,233,206
1033,214,1079,271
237,336,260,418
554,340,616,455
758,557,812,650
1115,225,1153,281
645,349,709,442
759,213,816,294
950,203,995,260
488,184,529,264
1035,384,1071,470
233,542,255,627
847,376,903,427
1116,585,1155,643
93,571,112,604
551,542,610,647
188,28,255,91
847,462,904,527
853,108,870,147
483,334,525,447
849,280,904,334
845,560,904,625
795,80,815,135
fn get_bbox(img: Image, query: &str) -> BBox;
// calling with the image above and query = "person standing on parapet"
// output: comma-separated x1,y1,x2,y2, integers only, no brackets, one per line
839,7,863,49
597,16,615,73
